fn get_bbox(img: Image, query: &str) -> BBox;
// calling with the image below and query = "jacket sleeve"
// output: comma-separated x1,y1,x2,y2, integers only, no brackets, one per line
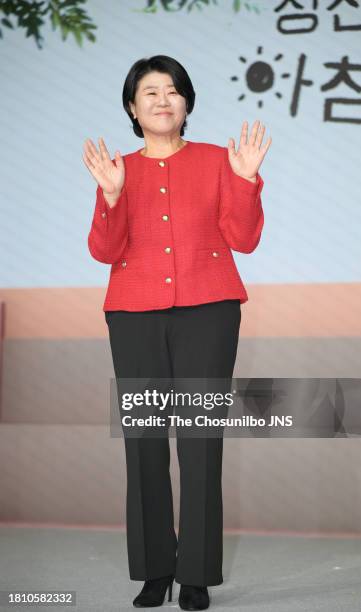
87,180,128,265
218,147,265,253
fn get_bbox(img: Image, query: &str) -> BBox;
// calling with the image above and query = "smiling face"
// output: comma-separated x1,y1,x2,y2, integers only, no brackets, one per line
129,71,187,137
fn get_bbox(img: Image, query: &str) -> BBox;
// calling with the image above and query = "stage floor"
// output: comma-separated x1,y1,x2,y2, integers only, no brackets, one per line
0,526,360,611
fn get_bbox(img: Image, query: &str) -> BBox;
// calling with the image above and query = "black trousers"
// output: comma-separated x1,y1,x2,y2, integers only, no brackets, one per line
105,299,241,586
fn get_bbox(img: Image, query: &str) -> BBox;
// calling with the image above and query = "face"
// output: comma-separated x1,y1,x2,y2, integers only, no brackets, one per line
129,71,187,136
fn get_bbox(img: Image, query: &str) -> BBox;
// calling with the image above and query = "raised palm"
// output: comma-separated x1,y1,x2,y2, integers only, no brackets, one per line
228,120,272,179
83,137,125,195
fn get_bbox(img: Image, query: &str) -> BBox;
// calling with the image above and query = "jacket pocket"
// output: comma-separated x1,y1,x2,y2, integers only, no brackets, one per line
195,247,234,265
112,254,144,272
194,247,240,281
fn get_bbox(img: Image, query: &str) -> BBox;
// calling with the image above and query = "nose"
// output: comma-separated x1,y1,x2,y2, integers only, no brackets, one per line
157,92,171,106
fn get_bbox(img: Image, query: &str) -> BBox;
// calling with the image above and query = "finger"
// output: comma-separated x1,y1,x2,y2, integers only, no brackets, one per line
84,138,98,156
82,150,96,171
84,139,101,166
114,150,123,165
249,120,261,145
228,137,236,156
84,143,96,166
255,123,265,149
260,136,272,156
83,152,99,177
85,140,108,176
239,121,248,149
82,152,104,183
98,137,111,162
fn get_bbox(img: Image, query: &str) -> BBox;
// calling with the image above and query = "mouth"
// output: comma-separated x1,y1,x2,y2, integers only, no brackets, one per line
155,112,173,116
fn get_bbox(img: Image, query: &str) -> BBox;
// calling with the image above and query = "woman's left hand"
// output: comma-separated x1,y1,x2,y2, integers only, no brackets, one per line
228,120,272,180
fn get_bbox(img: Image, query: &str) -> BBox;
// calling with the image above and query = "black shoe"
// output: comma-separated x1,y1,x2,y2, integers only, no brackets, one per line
132,574,174,607
178,584,210,610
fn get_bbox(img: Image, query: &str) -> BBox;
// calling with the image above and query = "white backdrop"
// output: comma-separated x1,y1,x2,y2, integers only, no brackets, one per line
1,0,360,288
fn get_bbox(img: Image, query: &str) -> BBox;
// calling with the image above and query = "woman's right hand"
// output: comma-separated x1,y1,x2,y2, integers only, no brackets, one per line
83,137,125,200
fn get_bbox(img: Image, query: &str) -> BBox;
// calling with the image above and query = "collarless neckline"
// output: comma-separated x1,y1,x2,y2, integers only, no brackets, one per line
137,140,191,160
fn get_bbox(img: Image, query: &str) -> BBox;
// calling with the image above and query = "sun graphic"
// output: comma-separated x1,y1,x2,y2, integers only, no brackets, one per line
231,46,290,108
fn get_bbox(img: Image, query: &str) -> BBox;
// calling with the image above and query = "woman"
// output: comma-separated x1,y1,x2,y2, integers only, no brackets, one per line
84,55,271,610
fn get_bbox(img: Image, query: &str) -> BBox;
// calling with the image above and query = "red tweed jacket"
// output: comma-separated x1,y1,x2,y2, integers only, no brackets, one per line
87,140,264,312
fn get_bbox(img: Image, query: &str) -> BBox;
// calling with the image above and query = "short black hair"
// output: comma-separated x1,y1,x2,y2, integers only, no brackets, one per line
122,55,196,138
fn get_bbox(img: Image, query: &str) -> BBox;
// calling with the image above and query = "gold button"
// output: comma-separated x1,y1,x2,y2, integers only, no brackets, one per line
165,277,172,283
160,187,167,193
164,247,171,253
101,212,106,218
158,160,166,167
212,251,219,257
121,261,127,267
162,214,169,221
